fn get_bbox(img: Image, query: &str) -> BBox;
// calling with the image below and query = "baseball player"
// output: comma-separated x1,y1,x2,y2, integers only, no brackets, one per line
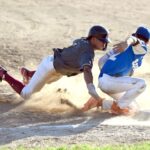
82,26,150,115
0,25,110,103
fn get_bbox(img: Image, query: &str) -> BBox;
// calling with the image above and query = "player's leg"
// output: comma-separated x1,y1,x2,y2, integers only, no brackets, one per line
99,74,146,106
45,70,62,84
98,74,146,115
101,93,123,110
20,67,35,85
20,67,62,85
0,66,25,94
0,56,62,99
21,55,62,99
117,78,146,108
101,91,139,115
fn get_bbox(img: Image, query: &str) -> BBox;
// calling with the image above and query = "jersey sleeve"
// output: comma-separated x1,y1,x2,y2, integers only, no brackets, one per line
79,51,93,71
98,54,109,69
98,49,116,69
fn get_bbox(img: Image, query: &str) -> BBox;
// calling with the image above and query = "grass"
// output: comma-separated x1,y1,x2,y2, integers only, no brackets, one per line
1,142,150,150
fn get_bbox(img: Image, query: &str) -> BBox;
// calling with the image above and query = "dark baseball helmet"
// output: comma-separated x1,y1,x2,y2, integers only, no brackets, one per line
132,26,150,43
88,25,110,43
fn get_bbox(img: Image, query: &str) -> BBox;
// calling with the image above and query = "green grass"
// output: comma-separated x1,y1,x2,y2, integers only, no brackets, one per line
1,142,150,150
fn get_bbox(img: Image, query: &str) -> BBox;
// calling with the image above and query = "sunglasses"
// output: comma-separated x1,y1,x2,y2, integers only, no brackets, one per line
97,38,109,43
96,34,110,43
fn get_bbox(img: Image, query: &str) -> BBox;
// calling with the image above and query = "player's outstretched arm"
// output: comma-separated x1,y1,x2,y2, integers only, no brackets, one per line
82,65,103,111
98,49,116,69
83,65,103,101
113,36,138,52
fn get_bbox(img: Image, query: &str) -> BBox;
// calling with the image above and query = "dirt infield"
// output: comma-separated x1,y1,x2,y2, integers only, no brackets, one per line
0,102,150,148
0,0,150,148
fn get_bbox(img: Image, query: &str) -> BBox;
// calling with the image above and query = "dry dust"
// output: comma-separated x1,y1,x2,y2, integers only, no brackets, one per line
0,0,150,148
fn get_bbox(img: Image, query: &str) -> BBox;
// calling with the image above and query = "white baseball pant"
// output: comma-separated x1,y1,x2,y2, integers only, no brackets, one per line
21,55,62,99
98,74,146,110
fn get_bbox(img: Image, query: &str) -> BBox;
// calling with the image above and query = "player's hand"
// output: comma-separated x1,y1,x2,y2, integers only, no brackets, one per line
82,97,104,112
113,41,128,53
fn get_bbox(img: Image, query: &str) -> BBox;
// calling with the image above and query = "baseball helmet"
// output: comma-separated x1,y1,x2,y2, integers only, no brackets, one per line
88,25,111,43
133,26,150,43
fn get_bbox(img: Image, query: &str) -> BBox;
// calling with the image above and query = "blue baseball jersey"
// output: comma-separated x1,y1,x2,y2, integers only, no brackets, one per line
99,40,148,78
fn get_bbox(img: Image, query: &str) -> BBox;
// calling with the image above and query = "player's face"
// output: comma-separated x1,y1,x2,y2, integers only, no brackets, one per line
93,38,107,50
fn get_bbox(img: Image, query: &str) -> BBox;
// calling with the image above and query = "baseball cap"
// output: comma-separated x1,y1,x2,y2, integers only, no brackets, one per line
134,26,150,41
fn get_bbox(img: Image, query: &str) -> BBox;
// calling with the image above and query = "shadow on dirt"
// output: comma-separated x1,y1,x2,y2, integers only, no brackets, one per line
0,101,113,145
1,101,150,146
133,110,150,121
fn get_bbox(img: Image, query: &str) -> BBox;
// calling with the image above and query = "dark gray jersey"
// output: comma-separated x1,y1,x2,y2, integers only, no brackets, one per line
53,38,94,76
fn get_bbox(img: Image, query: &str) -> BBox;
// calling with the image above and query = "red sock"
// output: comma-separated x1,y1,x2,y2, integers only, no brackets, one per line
28,71,35,78
4,73,25,94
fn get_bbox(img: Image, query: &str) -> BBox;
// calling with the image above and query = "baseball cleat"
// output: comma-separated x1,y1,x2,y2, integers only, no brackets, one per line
110,101,135,116
82,97,102,112
0,66,7,82
20,67,30,85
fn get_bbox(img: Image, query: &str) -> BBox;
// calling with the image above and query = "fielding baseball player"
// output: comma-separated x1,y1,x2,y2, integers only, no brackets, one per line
82,26,150,115
0,25,110,102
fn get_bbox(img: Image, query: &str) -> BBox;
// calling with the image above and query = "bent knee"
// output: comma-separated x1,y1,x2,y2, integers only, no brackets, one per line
136,79,146,93
98,80,109,94
20,88,33,100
